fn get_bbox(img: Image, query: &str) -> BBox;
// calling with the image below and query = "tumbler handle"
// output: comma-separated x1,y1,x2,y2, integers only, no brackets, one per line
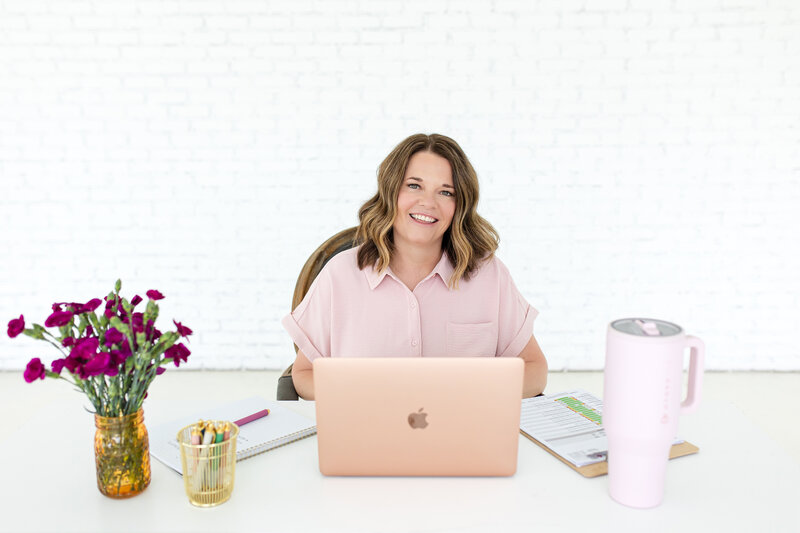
680,335,705,414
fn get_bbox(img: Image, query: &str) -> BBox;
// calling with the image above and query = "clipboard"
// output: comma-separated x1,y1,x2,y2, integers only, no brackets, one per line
521,431,699,478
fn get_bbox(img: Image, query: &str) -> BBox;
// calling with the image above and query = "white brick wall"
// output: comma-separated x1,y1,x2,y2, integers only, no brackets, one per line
1,0,798,372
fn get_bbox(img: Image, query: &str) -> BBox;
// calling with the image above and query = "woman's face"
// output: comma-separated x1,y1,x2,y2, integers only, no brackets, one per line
392,151,456,252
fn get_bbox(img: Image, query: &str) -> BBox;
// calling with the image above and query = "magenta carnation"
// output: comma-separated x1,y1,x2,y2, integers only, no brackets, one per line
70,337,99,362
104,328,124,346
83,352,110,378
146,290,164,300
24,358,46,383
7,315,24,338
83,298,102,312
130,312,145,333
173,320,193,338
51,359,66,375
67,298,101,314
164,343,191,367
109,349,131,368
63,355,80,375
45,310,73,328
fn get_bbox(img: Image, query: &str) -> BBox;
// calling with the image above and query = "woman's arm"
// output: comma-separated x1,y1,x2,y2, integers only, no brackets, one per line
518,335,548,398
293,337,546,400
291,350,315,400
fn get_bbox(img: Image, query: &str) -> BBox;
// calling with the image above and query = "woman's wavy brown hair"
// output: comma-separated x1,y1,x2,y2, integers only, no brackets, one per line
356,133,499,289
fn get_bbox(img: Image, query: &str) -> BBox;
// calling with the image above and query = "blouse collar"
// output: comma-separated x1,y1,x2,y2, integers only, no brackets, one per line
365,250,455,291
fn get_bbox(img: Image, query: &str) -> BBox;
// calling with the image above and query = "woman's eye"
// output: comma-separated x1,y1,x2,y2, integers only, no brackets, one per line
440,190,454,197
408,183,420,189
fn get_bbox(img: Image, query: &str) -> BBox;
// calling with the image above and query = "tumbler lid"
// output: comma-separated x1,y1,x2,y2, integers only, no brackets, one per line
611,318,682,337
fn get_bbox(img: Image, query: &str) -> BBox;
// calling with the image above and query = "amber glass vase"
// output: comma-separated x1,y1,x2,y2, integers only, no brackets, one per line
94,408,151,498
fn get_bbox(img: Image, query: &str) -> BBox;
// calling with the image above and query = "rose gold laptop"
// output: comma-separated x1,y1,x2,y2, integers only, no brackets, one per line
313,357,523,476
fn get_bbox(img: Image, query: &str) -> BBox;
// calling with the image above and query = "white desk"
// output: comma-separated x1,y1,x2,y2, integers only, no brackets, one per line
1,372,798,533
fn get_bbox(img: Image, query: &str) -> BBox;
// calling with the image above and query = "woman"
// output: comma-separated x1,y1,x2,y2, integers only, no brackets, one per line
282,133,547,399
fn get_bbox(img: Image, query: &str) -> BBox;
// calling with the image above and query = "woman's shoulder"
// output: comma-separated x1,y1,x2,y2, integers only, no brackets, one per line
473,253,510,277
457,253,518,291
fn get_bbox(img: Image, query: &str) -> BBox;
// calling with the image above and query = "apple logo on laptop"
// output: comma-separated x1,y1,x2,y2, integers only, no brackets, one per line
408,408,428,429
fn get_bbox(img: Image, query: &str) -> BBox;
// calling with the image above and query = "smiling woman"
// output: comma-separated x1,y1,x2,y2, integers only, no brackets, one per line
355,134,500,291
282,133,548,400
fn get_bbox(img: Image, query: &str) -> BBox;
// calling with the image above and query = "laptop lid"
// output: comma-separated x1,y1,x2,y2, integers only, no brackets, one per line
313,357,524,476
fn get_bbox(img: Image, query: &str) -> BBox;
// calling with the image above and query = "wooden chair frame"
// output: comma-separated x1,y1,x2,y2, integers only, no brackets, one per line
277,227,359,400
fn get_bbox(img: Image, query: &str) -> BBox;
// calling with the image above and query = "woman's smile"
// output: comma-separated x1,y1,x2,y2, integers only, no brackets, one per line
409,213,438,224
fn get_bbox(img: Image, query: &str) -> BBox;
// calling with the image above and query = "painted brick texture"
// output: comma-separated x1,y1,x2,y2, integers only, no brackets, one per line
1,1,798,371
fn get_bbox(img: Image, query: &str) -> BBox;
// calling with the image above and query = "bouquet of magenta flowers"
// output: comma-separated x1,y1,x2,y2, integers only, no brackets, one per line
7,280,192,417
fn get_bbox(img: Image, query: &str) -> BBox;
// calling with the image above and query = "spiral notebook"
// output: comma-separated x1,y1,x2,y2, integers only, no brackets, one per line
149,396,317,475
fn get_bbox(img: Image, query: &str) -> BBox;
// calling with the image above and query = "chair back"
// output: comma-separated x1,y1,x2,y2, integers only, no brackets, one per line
291,226,359,321
278,227,358,401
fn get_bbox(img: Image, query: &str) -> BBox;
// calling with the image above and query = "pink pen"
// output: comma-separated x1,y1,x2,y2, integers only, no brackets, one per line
234,409,270,426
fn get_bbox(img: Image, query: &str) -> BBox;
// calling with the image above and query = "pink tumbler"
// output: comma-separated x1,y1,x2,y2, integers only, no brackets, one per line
603,318,704,508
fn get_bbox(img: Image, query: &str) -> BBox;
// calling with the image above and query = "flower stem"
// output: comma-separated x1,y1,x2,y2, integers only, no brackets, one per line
41,331,68,357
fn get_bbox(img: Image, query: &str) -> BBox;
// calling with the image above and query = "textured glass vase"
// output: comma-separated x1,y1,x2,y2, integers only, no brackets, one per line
94,408,151,498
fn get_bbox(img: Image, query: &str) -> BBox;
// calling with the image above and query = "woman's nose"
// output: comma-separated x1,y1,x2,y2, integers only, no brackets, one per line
418,190,436,207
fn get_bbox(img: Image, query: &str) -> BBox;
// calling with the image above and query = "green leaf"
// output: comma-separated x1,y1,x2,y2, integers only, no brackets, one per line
160,331,179,347
143,299,159,326
109,317,130,335
88,312,102,332
22,328,45,340
148,331,177,359
115,279,122,293
77,314,89,335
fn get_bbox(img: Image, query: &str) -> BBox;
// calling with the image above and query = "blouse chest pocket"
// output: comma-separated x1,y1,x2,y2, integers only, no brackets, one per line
446,322,498,357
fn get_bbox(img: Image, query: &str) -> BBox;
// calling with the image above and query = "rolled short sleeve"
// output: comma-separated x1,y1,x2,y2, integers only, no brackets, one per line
494,259,538,357
281,268,333,362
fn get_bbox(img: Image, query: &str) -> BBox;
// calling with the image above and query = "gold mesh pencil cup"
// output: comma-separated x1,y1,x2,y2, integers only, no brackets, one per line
177,422,239,507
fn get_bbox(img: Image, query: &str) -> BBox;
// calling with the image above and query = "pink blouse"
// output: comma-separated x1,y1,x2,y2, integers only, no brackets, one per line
282,247,537,361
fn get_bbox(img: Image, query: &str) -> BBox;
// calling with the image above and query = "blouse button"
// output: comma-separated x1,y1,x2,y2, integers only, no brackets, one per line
410,301,416,309
411,339,418,347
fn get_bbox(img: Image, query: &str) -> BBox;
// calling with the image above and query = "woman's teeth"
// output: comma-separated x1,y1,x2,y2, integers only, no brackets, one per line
410,214,437,223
